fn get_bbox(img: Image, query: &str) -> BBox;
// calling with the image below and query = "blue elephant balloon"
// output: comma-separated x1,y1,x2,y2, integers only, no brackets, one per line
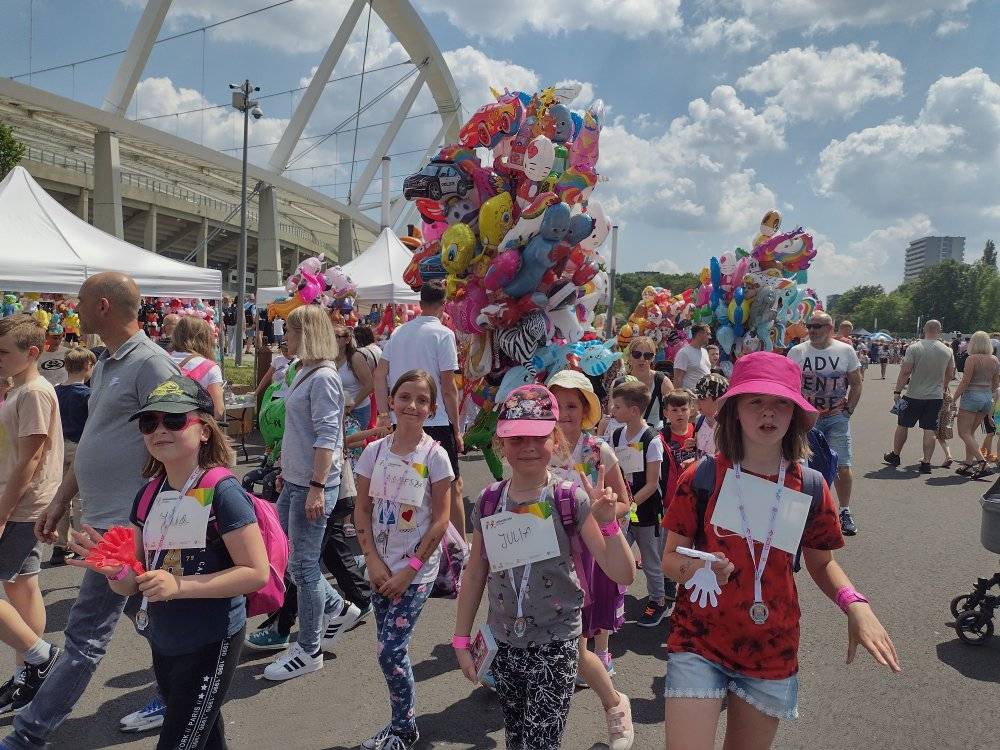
502,203,573,298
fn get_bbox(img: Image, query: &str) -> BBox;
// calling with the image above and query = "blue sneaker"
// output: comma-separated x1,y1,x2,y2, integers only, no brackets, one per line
245,625,291,651
119,695,166,733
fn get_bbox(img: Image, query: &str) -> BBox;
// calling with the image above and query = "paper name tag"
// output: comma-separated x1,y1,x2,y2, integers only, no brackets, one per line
373,456,428,507
710,468,811,554
616,444,643,474
144,490,212,551
480,510,561,573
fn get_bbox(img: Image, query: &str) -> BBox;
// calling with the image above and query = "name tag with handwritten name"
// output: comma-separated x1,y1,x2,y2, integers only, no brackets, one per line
373,456,428,507
480,511,560,573
144,490,213,550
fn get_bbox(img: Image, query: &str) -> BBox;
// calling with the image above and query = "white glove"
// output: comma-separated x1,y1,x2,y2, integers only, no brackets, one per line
684,560,722,609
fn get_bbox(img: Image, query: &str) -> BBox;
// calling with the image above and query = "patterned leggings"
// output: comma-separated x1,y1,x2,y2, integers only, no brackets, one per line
492,638,580,750
372,582,432,732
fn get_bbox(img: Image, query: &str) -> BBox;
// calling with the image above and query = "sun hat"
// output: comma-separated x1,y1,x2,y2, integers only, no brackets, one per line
694,373,730,400
546,370,601,430
715,351,817,423
130,376,215,421
496,384,560,438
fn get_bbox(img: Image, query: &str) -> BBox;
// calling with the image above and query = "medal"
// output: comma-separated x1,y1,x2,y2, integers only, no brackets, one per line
513,617,527,638
749,602,769,625
134,607,149,632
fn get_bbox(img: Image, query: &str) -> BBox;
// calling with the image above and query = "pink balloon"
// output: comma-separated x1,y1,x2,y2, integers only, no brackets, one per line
422,220,447,245
446,279,486,334
483,249,521,292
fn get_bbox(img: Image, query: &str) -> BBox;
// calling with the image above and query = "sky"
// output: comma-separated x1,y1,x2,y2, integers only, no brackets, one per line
1,0,998,301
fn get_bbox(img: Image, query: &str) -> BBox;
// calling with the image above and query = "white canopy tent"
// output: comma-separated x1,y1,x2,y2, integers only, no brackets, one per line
0,166,222,298
342,227,419,305
256,287,288,306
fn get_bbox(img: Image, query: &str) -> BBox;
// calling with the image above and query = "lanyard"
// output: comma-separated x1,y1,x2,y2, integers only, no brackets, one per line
733,461,786,607
501,480,548,630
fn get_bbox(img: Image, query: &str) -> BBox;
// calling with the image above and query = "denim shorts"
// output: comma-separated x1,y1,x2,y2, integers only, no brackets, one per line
664,651,799,720
816,412,852,468
960,389,994,415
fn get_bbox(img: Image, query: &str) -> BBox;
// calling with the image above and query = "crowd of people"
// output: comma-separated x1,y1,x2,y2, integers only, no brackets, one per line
13,272,987,750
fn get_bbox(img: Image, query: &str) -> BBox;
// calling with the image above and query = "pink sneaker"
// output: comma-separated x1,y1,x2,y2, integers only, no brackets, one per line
605,692,634,750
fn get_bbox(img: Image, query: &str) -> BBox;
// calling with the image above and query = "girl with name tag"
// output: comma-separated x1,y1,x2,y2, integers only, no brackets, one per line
546,370,634,750
660,352,900,750
453,385,635,750
353,369,454,750
69,376,268,750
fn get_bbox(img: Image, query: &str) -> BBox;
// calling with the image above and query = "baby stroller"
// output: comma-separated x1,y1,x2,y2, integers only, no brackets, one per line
948,480,1000,644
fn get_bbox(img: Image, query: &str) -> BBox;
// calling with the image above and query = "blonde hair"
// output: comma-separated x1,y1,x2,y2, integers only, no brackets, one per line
968,330,994,356
625,335,656,374
171,316,215,359
64,346,97,374
287,305,338,363
0,314,45,351
141,411,235,479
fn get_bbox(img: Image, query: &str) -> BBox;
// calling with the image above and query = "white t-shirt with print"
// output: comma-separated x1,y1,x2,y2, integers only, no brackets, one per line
37,346,68,386
787,340,860,413
355,433,455,584
613,423,664,482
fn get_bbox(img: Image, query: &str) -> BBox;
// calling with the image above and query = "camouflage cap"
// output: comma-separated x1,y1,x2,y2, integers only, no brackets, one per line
130,375,215,420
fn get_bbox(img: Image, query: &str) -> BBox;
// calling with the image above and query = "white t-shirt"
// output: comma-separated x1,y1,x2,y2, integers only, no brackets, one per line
355,433,455,584
272,318,284,337
169,352,224,389
673,344,711,391
613,423,664,482
787,340,860,413
696,416,716,457
382,316,458,428
37,346,68,386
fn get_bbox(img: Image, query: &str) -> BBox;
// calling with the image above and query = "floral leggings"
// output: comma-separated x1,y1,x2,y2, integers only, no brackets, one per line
372,582,432,732
492,638,580,750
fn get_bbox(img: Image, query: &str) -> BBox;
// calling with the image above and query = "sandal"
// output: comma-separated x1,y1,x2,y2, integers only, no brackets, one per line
971,461,991,480
943,459,954,468
956,461,975,475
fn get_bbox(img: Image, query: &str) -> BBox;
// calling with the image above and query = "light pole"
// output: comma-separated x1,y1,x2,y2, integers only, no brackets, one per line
229,79,262,367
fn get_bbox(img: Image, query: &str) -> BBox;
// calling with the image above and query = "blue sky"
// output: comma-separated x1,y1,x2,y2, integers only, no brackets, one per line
2,0,998,298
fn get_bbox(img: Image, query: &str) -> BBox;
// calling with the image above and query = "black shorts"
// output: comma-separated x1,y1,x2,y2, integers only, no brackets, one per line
985,415,996,435
897,397,943,430
425,424,461,479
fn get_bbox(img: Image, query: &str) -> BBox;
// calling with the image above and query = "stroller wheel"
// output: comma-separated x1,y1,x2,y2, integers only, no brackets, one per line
950,594,975,619
955,611,994,645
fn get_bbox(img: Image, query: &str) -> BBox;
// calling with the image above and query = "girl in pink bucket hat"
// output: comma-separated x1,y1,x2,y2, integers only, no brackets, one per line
453,384,636,750
659,352,900,749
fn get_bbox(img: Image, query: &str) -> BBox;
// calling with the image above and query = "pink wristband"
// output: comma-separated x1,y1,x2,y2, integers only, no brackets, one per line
109,565,131,581
835,586,869,613
452,635,471,650
407,556,424,572
599,520,621,537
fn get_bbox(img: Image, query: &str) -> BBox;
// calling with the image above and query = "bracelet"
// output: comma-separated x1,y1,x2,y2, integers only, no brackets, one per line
309,480,325,489
451,635,471,650
109,565,131,581
835,585,870,613
599,520,621,537
407,556,424,572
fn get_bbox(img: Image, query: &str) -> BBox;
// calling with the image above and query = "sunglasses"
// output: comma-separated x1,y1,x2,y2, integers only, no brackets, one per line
335,333,351,339
806,323,829,330
631,350,655,361
137,412,201,435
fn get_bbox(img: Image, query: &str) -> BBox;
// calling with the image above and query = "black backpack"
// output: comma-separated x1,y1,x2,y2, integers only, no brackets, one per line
223,305,237,326
689,455,825,572
612,425,664,527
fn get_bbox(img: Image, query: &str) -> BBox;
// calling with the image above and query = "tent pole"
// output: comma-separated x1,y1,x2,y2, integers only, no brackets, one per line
603,225,619,340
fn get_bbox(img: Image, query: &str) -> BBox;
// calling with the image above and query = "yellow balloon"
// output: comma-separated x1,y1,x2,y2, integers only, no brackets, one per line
478,192,514,249
440,223,478,275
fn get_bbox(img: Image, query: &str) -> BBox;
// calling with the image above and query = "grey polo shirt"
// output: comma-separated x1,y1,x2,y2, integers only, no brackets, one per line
74,331,179,528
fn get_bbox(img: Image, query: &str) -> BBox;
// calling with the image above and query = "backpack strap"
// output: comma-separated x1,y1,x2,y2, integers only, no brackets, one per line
691,455,717,548
182,358,216,383
135,477,164,525
644,372,664,420
479,480,508,519
792,465,826,572
695,414,706,434
552,479,591,607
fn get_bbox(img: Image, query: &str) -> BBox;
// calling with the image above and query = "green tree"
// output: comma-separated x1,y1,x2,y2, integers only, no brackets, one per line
982,239,997,268
828,284,885,319
907,259,983,332
0,122,26,179
613,271,701,318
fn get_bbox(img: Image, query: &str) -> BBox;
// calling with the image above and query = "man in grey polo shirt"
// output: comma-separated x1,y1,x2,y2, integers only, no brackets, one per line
6,273,177,750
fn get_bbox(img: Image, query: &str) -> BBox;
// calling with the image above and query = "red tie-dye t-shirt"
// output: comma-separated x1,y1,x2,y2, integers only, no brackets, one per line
662,455,845,679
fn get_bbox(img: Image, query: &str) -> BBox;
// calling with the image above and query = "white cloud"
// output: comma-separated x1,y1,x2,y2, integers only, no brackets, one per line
936,19,969,34
814,68,1000,220
811,215,936,288
688,17,765,53
737,45,904,121
442,46,539,114
415,0,682,39
649,258,682,273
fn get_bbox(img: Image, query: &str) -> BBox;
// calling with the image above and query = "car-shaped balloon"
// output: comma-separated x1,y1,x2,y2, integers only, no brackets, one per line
458,99,521,149
402,160,474,202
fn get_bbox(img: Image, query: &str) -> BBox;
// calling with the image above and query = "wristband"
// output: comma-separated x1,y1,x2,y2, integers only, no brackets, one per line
309,480,325,489
407,556,424,572
835,586,870,614
109,565,131,581
451,635,471,650
599,520,621,537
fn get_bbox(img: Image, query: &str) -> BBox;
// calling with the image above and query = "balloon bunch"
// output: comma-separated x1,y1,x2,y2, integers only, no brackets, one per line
617,285,694,358
268,257,358,326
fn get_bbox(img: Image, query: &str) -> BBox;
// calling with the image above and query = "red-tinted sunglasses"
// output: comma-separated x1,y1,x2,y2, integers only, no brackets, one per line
137,412,201,435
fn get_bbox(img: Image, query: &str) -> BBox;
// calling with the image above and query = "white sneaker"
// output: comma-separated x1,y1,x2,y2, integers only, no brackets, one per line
321,601,361,651
605,692,635,750
263,643,323,682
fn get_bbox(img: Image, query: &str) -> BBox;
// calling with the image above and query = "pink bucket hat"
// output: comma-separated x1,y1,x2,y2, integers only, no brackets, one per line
496,384,560,438
715,351,817,424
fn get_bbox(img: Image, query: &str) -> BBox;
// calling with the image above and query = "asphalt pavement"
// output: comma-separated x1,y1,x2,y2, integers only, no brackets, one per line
2,365,999,749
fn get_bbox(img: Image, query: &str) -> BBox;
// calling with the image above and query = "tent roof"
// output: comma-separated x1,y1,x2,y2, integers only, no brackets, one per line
0,166,222,298
342,228,419,305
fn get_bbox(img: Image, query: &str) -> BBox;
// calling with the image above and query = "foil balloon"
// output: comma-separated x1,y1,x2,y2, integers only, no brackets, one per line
478,191,514,249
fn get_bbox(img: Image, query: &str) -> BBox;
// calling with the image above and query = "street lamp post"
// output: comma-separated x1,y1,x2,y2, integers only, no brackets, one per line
230,79,262,367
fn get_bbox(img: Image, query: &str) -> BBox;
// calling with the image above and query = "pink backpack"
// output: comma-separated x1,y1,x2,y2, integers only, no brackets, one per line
178,355,216,385
137,467,289,616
